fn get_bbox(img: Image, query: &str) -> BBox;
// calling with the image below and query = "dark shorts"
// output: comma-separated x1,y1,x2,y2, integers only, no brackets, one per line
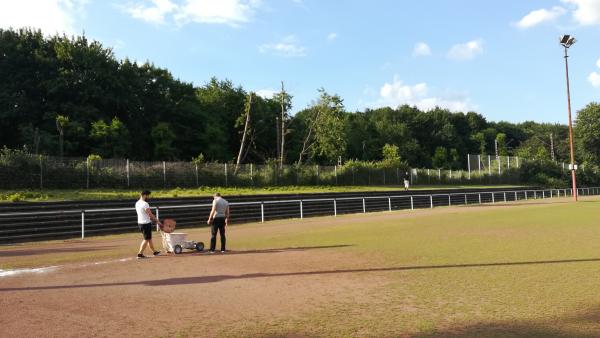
138,223,152,240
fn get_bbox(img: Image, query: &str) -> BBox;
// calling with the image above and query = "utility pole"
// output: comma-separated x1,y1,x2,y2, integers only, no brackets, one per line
280,81,286,169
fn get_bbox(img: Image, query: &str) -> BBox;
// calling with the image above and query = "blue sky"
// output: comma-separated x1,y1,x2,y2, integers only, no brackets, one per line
1,0,600,123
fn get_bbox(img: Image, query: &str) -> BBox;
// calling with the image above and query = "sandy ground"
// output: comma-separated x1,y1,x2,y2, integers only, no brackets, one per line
0,197,579,337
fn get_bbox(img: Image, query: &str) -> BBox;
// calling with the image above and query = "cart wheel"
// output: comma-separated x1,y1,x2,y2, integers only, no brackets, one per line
174,244,183,254
195,242,204,252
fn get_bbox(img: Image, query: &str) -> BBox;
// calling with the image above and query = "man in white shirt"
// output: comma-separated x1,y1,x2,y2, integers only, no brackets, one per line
135,190,161,259
206,193,230,253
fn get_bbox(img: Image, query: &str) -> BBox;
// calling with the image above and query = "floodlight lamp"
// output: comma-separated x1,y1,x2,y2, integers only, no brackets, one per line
560,35,576,48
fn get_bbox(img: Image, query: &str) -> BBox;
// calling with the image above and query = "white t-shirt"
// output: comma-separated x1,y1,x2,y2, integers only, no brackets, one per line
135,199,151,224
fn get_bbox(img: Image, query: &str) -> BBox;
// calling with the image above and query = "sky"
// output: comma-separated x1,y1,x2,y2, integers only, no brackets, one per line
1,0,600,124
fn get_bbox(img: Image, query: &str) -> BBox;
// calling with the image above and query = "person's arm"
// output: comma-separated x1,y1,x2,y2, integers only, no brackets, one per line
225,206,230,226
145,208,162,227
207,202,216,224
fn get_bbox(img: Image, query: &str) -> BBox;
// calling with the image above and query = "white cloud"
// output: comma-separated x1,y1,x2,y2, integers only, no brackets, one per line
413,42,431,57
589,72,600,87
259,35,306,57
562,0,600,25
597,58,600,68
126,0,177,24
256,89,277,99
447,39,483,61
327,32,337,41
375,75,477,112
0,0,87,35
515,6,566,28
123,0,261,26
175,0,260,26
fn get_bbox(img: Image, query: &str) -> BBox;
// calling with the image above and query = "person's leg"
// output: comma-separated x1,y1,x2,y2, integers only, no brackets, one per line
210,223,218,252
138,240,148,255
219,223,226,252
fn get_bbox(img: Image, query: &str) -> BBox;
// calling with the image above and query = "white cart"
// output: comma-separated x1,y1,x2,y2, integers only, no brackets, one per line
161,231,204,254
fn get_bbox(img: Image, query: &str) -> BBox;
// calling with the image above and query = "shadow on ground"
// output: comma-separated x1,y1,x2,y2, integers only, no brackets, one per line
3,255,600,292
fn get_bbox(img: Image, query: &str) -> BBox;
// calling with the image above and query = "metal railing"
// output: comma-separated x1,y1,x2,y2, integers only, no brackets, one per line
1,187,598,241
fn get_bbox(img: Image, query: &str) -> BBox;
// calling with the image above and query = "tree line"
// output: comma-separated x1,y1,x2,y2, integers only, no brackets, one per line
2,28,598,171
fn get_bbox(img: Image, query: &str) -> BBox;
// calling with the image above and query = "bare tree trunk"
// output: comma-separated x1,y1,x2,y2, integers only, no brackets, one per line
297,109,320,165
235,93,253,174
280,81,286,169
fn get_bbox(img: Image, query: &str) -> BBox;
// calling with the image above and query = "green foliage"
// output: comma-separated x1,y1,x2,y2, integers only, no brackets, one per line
90,117,130,158
575,102,600,164
432,147,448,169
191,153,205,165
151,122,177,160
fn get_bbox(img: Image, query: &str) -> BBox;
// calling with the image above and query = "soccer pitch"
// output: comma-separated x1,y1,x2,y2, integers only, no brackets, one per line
1,197,600,337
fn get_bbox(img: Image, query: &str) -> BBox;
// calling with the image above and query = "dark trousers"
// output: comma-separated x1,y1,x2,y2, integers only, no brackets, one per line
210,217,226,251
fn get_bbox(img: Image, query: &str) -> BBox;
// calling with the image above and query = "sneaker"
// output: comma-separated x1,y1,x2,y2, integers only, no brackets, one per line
209,251,215,254
137,254,146,259
221,250,226,254
153,251,160,256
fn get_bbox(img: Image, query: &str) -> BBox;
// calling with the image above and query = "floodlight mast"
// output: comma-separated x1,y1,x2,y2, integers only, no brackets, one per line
560,34,578,201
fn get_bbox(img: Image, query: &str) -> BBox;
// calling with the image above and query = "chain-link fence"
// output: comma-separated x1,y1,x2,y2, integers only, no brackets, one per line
0,154,525,190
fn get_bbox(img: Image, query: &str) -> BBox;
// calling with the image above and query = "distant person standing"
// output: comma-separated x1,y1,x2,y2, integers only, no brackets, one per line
207,193,230,253
404,171,410,191
135,190,161,259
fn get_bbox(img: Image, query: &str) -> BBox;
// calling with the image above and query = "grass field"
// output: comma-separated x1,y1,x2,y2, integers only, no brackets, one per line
0,184,524,202
1,196,598,337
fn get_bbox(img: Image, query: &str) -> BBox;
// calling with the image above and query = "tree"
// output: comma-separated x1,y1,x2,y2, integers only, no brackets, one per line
90,117,131,158
151,122,176,160
575,102,600,164
496,133,508,156
471,132,486,155
235,93,253,172
449,148,461,169
297,89,347,164
55,115,69,159
432,147,448,169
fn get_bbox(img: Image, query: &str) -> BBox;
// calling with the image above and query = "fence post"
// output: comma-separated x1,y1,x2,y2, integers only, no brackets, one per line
534,191,537,199
300,200,303,219
39,155,43,190
516,156,519,168
250,163,253,184
504,192,507,202
514,191,517,201
156,207,160,231
162,161,166,188
542,191,545,199
334,199,338,216
525,191,528,200
410,196,414,210
224,163,228,186
492,192,495,204
448,194,451,206
362,198,366,213
478,154,482,177
467,154,471,180
126,159,130,188
316,165,319,184
550,189,553,198
195,163,199,187
478,193,482,204
507,156,510,169
488,155,491,176
430,195,433,208
388,197,392,211
260,202,264,223
464,194,468,205
81,210,85,240
334,165,338,185
438,169,441,182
